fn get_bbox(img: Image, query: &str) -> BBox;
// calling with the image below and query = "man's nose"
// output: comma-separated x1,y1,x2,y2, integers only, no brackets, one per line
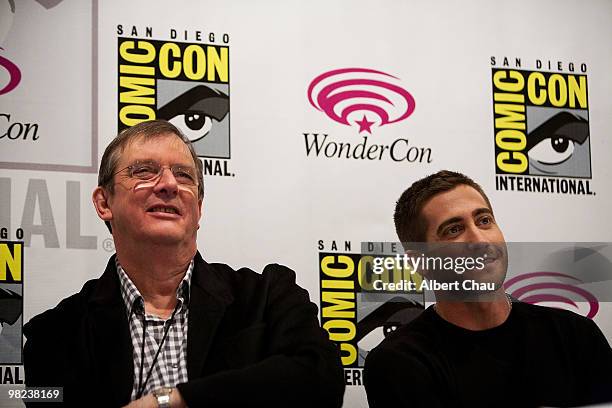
153,167,179,196
464,224,489,248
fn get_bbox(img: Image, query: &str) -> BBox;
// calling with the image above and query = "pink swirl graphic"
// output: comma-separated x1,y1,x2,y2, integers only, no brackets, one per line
0,47,21,95
504,271,599,318
308,68,415,134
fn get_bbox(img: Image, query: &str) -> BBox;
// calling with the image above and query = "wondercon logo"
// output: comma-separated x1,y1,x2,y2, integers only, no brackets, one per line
0,47,21,95
307,68,415,134
504,271,599,318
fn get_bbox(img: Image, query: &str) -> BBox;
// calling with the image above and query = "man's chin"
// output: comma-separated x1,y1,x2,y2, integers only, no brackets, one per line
429,263,507,301
433,283,505,302
134,227,193,246
463,265,506,288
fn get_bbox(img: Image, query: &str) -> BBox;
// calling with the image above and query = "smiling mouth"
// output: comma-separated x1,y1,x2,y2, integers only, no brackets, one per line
484,255,498,264
483,246,505,263
147,206,180,215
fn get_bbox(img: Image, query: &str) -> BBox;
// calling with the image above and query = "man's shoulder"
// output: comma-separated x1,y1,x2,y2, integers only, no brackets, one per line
24,256,119,337
204,261,297,283
367,301,605,360
367,307,438,359
513,302,601,338
364,307,440,388
195,258,302,298
512,300,599,331
190,255,313,316
23,277,101,337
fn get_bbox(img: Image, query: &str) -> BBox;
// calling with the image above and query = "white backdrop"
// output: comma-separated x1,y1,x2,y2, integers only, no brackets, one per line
1,0,611,406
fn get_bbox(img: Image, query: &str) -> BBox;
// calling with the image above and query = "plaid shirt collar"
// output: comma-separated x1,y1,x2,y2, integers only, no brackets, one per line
116,258,193,318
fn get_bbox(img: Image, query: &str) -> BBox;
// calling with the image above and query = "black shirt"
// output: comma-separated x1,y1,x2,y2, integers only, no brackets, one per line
364,302,612,407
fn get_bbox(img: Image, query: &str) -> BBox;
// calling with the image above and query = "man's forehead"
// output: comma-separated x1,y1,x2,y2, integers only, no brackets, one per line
120,132,192,161
421,185,491,223
124,131,184,149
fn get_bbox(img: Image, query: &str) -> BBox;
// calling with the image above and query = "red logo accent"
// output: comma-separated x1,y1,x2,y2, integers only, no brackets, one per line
504,271,599,318
0,47,21,95
308,68,415,134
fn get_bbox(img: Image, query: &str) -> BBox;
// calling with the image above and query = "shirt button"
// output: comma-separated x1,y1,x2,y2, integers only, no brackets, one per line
172,363,178,368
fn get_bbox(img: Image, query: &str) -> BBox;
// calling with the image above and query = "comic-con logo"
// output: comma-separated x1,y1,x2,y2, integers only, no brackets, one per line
491,57,593,195
304,69,430,163
308,68,415,134
317,241,424,386
0,236,23,368
117,30,233,177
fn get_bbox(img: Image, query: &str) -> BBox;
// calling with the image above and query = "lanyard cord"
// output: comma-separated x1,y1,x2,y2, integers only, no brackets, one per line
136,303,180,399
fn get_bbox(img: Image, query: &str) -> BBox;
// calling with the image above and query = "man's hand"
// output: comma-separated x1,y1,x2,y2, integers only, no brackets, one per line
122,388,187,408
122,394,156,408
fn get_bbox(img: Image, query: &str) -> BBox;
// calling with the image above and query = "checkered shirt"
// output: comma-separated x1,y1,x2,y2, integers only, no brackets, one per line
116,259,192,400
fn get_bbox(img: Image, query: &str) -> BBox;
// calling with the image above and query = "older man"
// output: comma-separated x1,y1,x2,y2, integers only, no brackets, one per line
23,120,344,407
364,170,612,407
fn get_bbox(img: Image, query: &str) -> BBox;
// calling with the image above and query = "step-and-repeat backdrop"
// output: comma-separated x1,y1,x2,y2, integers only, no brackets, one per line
1,0,611,406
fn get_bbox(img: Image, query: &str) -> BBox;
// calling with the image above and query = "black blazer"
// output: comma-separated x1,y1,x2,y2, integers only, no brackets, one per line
23,252,345,407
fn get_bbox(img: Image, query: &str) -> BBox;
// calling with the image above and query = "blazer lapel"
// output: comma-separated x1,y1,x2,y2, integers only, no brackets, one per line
187,253,234,379
88,257,134,405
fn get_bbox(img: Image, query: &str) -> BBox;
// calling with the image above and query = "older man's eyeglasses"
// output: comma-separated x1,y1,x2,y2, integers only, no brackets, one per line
114,161,199,187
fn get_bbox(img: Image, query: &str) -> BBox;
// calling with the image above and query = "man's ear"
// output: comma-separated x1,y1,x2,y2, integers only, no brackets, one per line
196,199,203,230
92,187,113,222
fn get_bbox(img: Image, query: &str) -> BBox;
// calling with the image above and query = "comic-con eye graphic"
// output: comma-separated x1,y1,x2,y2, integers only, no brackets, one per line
0,288,21,331
527,111,590,177
158,85,229,143
356,298,423,363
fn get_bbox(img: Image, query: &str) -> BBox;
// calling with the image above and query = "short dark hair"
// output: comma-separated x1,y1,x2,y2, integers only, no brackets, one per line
394,170,492,244
98,120,204,233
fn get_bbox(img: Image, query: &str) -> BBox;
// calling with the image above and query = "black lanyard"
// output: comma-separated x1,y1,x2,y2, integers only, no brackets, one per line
135,303,180,399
